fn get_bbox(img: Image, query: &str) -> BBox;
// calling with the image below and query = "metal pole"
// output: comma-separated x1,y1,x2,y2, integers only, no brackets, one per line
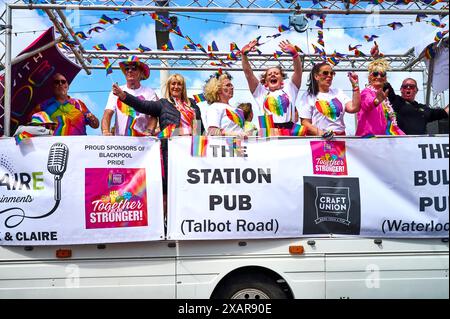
155,0,170,95
3,5,12,137
425,56,434,107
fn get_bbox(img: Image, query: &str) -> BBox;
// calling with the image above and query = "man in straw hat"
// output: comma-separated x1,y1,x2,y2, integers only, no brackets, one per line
101,56,158,136
14,111,57,137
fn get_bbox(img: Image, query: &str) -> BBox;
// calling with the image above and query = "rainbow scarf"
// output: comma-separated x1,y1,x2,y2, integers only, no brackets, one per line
263,91,290,117
191,135,208,157
258,114,274,137
315,98,343,121
225,108,245,128
15,131,33,145
381,101,404,136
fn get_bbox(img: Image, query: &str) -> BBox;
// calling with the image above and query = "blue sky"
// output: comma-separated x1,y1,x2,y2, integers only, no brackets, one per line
1,0,449,134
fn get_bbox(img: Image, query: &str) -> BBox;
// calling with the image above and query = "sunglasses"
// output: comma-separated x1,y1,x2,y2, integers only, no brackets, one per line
371,71,386,78
318,70,336,77
125,65,138,72
401,84,417,89
54,79,67,85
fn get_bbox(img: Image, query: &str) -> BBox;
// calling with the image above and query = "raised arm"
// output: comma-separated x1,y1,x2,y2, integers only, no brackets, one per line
279,40,302,89
112,83,162,117
345,72,361,114
241,40,260,94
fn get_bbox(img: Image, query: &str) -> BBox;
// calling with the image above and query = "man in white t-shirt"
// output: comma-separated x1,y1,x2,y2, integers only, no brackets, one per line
101,56,158,136
241,39,302,132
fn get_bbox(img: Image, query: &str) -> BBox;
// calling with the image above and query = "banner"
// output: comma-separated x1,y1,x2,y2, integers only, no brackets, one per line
0,136,164,245
167,136,448,239
0,27,81,136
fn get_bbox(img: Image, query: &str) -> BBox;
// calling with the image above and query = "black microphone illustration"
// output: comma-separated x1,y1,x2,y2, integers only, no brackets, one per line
47,143,69,201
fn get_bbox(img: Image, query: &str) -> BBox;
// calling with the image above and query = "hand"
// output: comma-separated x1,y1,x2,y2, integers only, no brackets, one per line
370,41,383,59
322,130,335,141
241,39,258,56
375,87,389,104
279,40,299,58
348,72,359,87
112,83,126,100
102,130,112,136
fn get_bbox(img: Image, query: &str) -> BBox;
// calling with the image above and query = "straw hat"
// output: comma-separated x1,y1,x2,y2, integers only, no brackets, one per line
119,55,150,80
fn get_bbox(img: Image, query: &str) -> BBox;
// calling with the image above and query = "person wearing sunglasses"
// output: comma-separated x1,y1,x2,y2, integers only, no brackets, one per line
240,39,302,134
356,59,405,136
383,78,449,135
204,72,247,137
298,62,360,136
32,73,99,135
102,56,158,136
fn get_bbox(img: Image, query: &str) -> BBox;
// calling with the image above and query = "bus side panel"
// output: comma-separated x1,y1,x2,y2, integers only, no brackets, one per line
325,253,449,299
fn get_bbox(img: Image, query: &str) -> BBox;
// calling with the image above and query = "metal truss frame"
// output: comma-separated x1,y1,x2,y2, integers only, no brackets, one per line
1,0,448,135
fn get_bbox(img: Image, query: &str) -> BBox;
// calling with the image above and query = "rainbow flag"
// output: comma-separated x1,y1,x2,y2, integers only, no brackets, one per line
162,39,174,51
15,131,33,145
99,14,114,24
316,19,324,29
416,13,427,22
227,52,238,61
290,124,307,137
88,26,105,34
278,24,290,32
208,41,219,52
327,56,339,66
191,135,209,157
226,108,245,128
74,31,90,40
157,124,177,139
424,44,435,60
258,114,274,137
93,44,107,51
170,26,183,37
102,57,113,75
434,30,448,42
273,50,283,59
230,42,240,51
116,43,130,50
137,44,151,52
387,22,403,30
193,93,206,103
364,34,378,42
184,44,196,51
120,9,134,15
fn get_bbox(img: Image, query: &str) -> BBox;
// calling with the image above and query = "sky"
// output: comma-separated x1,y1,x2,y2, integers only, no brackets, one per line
1,0,449,135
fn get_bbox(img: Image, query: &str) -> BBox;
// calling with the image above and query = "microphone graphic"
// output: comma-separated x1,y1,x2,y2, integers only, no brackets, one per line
47,143,69,201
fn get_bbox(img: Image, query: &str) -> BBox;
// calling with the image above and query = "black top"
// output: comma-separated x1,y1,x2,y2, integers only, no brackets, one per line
386,83,448,135
122,92,205,134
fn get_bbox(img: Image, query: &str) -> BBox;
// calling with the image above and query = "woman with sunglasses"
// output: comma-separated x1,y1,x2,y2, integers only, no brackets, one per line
112,74,205,199
298,62,360,136
33,73,99,135
204,72,247,137
241,40,302,134
356,59,405,136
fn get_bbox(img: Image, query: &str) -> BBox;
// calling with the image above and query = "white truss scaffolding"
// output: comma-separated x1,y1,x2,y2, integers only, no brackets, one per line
1,0,449,135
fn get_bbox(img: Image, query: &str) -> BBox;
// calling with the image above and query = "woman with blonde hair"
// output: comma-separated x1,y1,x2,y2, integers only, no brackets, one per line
204,71,247,137
356,59,405,136
112,73,204,196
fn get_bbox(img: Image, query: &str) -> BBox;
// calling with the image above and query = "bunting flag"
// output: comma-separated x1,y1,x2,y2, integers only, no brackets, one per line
74,31,90,40
230,42,240,51
387,22,403,30
193,93,206,103
116,43,130,50
208,41,219,52
290,123,308,137
183,44,197,51
316,19,324,29
87,26,105,34
277,24,290,32
327,56,339,66
120,8,134,15
150,12,171,27
162,39,174,51
353,49,365,57
364,34,379,42
170,26,184,37
102,57,113,75
294,45,304,55
371,0,384,4
424,44,436,60
258,114,274,137
15,131,34,145
191,135,209,157
416,13,428,22
349,44,362,51
317,30,324,46
99,14,114,24
137,44,151,52
273,50,283,59
267,33,282,39
435,30,449,42
57,42,71,51
196,43,207,53
62,40,78,47
332,51,347,58
93,44,107,51
185,35,196,45
157,124,177,139
430,19,446,28
227,52,238,60
225,108,245,128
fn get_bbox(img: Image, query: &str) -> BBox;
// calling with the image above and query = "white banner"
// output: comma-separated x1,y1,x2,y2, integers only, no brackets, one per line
0,136,164,245
167,136,449,239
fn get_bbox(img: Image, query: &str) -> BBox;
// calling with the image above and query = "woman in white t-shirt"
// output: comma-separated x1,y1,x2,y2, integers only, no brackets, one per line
241,39,302,133
298,62,360,136
204,72,247,137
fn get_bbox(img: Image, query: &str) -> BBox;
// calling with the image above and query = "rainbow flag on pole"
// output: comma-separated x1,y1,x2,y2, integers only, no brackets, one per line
191,135,209,157
15,131,34,145
258,114,274,137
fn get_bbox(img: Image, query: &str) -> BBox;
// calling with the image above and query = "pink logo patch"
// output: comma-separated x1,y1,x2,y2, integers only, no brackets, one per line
310,141,348,176
85,168,148,229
